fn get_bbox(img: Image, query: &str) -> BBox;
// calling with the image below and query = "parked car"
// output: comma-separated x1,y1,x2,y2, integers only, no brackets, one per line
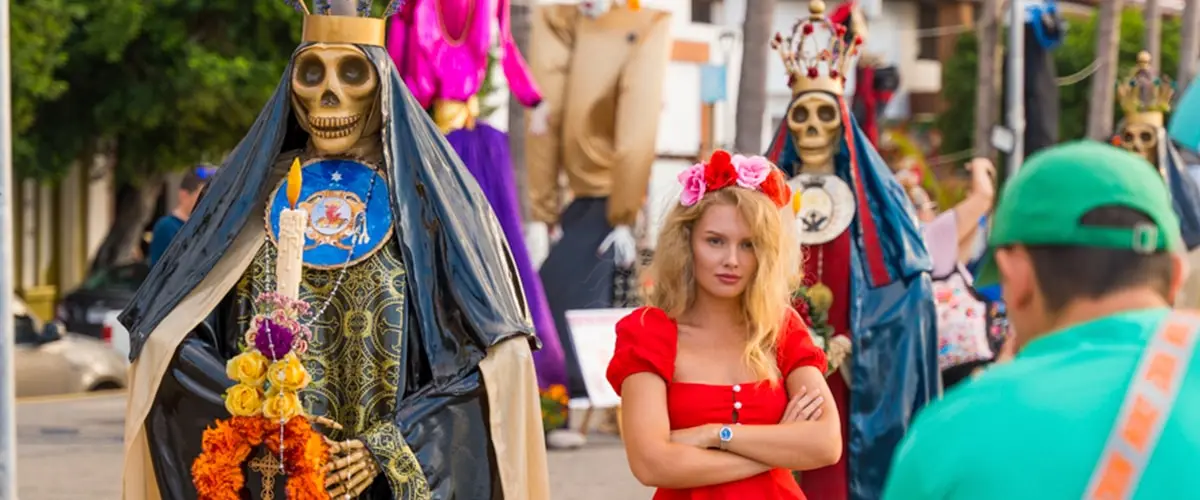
55,262,149,339
104,310,131,361
14,296,128,398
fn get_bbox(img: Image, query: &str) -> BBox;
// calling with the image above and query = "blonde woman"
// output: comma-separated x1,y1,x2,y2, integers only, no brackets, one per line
607,150,841,499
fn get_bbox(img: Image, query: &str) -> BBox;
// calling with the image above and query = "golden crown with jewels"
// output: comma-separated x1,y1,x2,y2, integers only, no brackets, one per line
771,0,863,96
284,0,404,47
1117,51,1175,127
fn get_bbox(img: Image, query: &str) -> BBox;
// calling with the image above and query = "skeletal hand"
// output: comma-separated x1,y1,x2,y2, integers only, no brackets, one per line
529,102,551,136
598,225,637,269
827,335,852,383
314,416,380,499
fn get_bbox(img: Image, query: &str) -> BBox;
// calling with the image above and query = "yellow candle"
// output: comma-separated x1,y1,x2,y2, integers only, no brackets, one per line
276,158,306,299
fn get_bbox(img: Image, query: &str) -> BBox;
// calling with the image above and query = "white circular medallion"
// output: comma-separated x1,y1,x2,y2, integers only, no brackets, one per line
788,173,856,245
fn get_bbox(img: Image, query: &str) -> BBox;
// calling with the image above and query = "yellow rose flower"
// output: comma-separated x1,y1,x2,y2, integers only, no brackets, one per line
226,351,269,386
262,389,303,421
224,383,264,417
267,353,312,392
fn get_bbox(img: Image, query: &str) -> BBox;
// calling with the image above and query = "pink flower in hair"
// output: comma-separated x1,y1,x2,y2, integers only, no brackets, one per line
678,163,707,206
733,155,772,189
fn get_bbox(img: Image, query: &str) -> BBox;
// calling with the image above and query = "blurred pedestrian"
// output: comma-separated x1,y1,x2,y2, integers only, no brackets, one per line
884,141,1200,499
905,159,999,389
148,165,214,266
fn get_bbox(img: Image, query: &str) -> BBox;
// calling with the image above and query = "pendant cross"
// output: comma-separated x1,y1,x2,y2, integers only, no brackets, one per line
249,453,283,500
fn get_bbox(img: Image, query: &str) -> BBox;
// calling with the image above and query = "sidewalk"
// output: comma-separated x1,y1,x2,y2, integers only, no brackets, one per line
12,392,651,499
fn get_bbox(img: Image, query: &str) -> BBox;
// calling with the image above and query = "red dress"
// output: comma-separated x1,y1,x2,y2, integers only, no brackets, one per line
606,307,828,500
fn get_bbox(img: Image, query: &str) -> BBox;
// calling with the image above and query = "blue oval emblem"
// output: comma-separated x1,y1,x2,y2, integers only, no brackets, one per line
267,158,393,270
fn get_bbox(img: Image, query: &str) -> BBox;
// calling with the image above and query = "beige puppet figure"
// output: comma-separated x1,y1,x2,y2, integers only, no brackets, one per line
1114,51,1200,309
522,0,671,417
118,1,549,499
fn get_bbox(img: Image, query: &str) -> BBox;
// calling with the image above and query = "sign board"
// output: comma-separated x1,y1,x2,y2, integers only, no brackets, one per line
700,64,728,103
565,308,636,409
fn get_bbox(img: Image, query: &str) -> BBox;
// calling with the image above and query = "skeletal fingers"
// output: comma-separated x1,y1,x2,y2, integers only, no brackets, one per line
314,416,344,431
325,458,369,488
329,439,365,455
329,462,379,497
322,450,368,474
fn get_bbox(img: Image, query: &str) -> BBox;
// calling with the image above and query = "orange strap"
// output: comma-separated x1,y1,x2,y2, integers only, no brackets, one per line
1085,313,1200,500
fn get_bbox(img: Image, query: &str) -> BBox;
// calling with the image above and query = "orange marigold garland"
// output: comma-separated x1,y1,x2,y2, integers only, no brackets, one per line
192,292,329,500
193,416,330,500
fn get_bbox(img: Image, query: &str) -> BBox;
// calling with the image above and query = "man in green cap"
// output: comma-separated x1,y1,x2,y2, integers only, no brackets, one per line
882,141,1200,499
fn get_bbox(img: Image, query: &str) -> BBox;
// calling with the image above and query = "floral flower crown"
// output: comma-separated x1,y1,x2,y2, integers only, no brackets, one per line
678,150,793,209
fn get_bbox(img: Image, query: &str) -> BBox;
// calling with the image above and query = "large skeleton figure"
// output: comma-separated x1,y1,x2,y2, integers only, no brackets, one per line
525,0,671,402
1114,50,1200,308
764,2,938,499
119,2,548,499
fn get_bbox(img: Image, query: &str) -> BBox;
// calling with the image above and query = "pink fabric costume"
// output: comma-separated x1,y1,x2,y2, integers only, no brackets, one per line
388,0,567,392
388,0,540,110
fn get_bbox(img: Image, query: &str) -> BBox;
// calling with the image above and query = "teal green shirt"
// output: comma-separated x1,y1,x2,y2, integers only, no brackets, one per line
883,308,1200,499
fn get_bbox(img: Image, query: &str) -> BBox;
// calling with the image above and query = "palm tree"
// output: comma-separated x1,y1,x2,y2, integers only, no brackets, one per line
1180,0,1199,90
1086,0,1125,141
973,0,1001,159
735,0,778,154
1143,0,1161,70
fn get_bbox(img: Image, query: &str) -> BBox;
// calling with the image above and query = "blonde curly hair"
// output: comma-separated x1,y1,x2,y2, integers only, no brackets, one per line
642,186,800,383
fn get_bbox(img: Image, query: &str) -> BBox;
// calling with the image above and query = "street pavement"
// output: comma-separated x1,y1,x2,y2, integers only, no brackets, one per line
11,392,652,499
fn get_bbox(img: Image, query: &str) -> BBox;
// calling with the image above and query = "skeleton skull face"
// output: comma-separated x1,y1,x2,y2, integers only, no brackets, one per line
291,44,381,155
1119,123,1159,166
787,92,843,173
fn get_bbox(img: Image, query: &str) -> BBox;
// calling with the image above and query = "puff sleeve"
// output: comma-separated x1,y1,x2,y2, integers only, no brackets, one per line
776,310,828,377
606,307,676,396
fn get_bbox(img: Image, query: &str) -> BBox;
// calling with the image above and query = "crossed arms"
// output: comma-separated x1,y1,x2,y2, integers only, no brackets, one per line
619,366,842,490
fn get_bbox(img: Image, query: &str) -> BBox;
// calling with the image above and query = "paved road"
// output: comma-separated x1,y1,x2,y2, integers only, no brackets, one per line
10,392,652,499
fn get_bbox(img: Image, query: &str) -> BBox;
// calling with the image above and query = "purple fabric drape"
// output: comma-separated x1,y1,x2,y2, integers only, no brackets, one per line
446,123,567,389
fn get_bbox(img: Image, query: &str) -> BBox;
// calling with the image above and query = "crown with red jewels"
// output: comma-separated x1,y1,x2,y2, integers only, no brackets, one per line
771,0,863,96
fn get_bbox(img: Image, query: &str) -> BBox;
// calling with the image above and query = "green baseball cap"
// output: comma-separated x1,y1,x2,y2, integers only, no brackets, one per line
975,141,1182,287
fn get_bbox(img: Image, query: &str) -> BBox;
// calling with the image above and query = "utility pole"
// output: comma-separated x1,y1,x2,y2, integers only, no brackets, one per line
1180,0,1200,90
0,0,17,496
974,0,1001,160
1144,0,1161,70
1086,0,1124,141
1006,0,1026,176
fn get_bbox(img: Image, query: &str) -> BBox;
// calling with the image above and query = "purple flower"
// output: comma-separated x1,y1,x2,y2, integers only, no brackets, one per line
255,318,294,361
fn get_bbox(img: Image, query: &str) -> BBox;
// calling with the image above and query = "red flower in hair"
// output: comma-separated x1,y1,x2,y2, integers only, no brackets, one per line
807,67,820,78
703,150,738,190
759,169,791,208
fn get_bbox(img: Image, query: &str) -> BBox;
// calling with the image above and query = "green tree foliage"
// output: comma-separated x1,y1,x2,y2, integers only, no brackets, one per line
936,33,979,162
12,0,84,170
940,8,1183,155
19,0,303,182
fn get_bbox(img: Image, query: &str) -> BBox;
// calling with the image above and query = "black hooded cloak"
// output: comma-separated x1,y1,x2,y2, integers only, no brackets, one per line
119,44,536,500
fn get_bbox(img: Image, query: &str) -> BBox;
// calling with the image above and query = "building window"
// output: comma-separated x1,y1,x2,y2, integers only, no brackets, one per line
917,3,939,60
692,0,714,24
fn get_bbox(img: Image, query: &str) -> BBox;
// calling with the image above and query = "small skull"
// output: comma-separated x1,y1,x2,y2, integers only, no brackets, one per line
787,92,843,174
291,44,382,155
1120,122,1159,167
